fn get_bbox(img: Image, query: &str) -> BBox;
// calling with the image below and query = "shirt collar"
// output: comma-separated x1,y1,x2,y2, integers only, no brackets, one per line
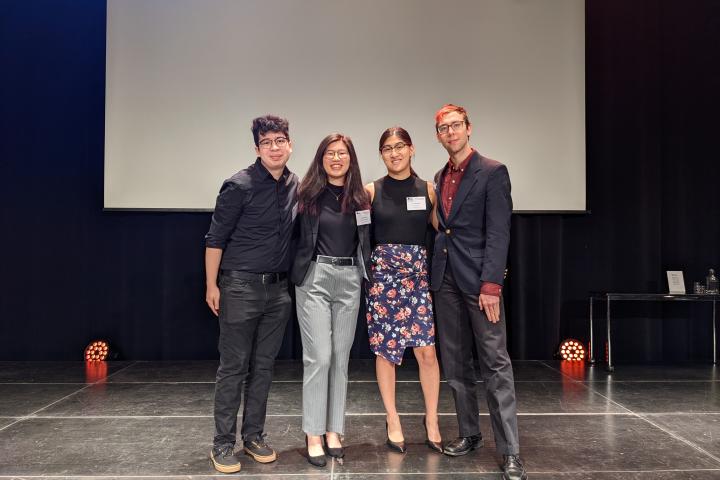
446,148,475,173
254,157,289,181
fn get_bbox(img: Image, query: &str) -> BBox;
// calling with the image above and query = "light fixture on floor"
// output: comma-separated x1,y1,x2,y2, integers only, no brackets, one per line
559,339,585,362
84,340,109,362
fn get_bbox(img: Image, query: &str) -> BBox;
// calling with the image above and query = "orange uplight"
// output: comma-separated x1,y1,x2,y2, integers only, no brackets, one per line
559,339,585,362
84,340,109,362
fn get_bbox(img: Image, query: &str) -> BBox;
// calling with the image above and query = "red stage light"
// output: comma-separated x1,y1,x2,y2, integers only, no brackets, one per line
559,339,585,362
84,340,109,362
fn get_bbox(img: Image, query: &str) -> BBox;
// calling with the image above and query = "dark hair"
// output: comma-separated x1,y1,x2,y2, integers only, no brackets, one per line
378,126,418,177
298,133,370,215
251,115,289,147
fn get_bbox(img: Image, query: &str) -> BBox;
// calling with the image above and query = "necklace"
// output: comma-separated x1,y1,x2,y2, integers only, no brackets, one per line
327,185,344,202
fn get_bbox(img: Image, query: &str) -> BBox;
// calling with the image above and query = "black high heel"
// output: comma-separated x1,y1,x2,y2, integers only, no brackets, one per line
423,415,443,453
385,420,407,453
305,436,327,467
323,433,344,459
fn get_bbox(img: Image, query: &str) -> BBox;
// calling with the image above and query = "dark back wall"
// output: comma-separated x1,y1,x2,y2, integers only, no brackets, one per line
1,1,719,361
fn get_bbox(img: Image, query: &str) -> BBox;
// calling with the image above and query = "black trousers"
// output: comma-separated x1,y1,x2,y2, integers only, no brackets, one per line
213,274,292,448
433,264,520,455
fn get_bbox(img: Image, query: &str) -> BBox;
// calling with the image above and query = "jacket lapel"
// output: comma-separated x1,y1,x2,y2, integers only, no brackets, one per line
310,213,319,237
447,153,482,222
434,174,447,227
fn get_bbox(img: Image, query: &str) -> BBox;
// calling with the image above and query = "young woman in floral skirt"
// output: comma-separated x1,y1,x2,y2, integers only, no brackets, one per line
365,127,442,454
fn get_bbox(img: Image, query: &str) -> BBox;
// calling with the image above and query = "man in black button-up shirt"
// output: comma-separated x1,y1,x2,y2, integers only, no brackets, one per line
205,115,298,473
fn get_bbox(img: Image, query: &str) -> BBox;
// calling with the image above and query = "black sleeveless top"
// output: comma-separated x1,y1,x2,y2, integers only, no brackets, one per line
371,175,430,246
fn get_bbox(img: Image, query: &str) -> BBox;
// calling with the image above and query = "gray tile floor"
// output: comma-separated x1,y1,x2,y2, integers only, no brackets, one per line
1,360,719,479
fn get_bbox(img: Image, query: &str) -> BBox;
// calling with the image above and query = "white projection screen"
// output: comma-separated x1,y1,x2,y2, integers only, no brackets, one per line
105,0,585,212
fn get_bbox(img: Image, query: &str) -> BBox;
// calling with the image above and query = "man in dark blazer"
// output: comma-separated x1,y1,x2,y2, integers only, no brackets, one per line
431,104,526,480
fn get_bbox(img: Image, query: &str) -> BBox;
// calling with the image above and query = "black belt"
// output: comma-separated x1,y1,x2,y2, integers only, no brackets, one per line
314,255,357,266
220,270,286,284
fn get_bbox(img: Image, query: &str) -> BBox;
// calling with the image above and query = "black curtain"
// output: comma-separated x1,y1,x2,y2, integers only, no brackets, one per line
1,1,719,361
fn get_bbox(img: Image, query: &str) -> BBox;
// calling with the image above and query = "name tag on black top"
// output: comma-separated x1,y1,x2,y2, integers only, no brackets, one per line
355,210,371,225
406,196,426,211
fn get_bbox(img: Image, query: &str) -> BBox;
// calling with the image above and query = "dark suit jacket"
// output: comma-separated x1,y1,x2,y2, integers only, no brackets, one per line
290,211,372,286
430,151,512,294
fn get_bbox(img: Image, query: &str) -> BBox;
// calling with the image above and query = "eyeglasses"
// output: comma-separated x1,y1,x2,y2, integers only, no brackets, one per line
380,142,408,155
258,137,289,149
436,121,466,135
325,150,349,160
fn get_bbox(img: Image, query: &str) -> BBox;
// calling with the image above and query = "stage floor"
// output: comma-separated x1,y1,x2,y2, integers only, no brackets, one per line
1,359,719,479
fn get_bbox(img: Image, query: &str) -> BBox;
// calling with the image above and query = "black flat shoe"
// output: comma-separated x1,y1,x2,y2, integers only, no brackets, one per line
443,434,483,457
385,420,406,453
305,436,327,467
422,415,443,453
323,433,344,459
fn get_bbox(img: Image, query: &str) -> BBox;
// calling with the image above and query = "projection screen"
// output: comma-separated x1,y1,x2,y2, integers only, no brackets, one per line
105,0,585,212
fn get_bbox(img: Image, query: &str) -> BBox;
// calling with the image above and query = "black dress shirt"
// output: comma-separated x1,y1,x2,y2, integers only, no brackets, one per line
205,158,298,273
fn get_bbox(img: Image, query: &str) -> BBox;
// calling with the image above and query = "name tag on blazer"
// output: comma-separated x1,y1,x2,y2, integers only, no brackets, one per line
355,210,371,225
406,196,426,211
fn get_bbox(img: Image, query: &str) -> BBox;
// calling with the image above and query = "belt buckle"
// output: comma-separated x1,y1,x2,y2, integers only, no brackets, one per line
331,257,340,266
261,273,275,284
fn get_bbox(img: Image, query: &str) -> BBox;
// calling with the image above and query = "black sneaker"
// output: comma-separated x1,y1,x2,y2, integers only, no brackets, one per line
502,454,527,480
243,433,278,463
210,445,241,473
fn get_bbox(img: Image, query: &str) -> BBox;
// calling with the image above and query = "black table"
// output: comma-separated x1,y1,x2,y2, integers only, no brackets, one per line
588,293,719,371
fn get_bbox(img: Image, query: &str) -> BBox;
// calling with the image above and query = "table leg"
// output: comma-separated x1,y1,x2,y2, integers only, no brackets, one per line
589,297,595,364
606,296,614,372
713,300,717,365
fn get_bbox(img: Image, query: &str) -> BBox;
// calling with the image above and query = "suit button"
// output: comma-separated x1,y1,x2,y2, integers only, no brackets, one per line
442,248,447,254
445,229,451,235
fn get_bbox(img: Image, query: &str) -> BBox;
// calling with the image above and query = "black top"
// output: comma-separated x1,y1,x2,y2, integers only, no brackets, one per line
205,158,298,273
372,175,430,246
315,184,358,257
290,211,372,286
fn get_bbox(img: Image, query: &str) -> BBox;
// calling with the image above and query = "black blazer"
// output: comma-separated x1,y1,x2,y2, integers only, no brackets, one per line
290,211,372,286
430,152,512,294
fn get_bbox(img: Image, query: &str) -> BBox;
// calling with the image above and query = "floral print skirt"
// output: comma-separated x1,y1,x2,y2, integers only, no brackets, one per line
366,243,435,365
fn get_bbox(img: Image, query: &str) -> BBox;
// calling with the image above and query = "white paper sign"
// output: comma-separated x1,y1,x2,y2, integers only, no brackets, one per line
406,196,427,211
355,210,371,225
666,271,685,294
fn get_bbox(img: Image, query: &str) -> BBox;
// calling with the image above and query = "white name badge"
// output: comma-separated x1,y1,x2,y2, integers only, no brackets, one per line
355,209,371,225
406,196,427,211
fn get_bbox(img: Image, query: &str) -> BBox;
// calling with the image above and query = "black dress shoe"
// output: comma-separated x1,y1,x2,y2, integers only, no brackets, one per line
443,434,483,457
305,436,327,467
422,415,443,453
502,454,527,480
323,433,344,459
385,421,406,453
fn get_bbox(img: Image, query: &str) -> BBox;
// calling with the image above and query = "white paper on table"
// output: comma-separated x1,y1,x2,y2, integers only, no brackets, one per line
666,271,686,294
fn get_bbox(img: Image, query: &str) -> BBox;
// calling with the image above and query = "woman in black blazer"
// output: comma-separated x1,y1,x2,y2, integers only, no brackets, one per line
290,133,370,467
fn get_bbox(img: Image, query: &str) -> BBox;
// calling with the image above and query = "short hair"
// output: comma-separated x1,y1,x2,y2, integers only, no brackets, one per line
434,104,471,129
251,115,290,147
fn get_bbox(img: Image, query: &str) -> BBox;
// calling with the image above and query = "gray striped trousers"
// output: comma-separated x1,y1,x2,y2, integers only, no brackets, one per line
295,261,363,435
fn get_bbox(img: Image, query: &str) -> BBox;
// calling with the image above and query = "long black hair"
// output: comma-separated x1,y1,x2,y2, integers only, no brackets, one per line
298,133,370,215
378,126,418,177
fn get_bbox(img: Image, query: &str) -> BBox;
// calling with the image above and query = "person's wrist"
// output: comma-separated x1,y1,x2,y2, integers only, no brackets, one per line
480,282,502,297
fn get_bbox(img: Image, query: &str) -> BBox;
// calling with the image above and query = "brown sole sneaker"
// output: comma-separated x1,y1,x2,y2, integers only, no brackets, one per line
209,450,241,473
244,447,277,463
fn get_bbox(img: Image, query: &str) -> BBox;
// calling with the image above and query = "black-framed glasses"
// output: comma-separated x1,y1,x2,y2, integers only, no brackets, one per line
258,137,289,149
380,142,408,155
436,121,465,135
